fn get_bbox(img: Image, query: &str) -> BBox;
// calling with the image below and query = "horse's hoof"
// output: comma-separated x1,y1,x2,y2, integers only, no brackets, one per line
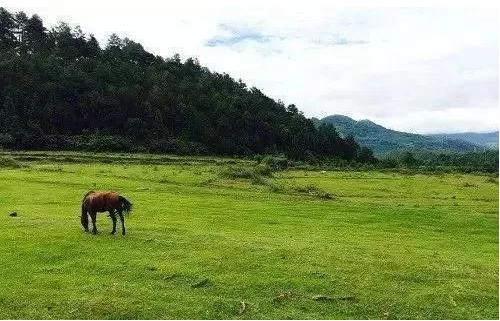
111,231,116,235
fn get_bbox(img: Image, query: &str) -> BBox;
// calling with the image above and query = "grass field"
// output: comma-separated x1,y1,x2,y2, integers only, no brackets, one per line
0,151,498,319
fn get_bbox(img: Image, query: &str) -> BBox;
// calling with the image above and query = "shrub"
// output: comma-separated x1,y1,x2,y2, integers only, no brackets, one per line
293,184,333,200
261,156,290,170
0,156,23,168
44,135,78,150
220,166,258,179
267,182,285,193
250,175,266,185
220,163,273,180
379,158,399,169
254,164,273,177
486,176,498,184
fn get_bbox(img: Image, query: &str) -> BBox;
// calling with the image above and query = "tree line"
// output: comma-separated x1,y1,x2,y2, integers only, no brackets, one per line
0,8,376,163
388,150,499,173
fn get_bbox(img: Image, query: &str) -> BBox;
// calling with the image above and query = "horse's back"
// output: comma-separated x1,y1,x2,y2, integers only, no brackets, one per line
84,191,120,212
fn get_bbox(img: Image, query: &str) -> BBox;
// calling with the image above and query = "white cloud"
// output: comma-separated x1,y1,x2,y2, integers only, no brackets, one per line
2,1,498,133
370,107,499,134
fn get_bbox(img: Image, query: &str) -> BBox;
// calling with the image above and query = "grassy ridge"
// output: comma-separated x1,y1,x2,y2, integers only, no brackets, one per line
0,151,497,319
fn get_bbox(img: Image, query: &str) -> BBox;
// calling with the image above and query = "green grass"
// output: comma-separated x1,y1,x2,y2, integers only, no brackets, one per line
0,151,497,319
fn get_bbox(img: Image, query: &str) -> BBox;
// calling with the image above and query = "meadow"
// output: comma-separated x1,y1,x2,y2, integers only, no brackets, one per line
0,151,497,319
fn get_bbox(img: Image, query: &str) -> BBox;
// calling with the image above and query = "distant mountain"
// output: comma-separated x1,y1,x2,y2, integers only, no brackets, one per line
318,115,483,155
428,132,498,149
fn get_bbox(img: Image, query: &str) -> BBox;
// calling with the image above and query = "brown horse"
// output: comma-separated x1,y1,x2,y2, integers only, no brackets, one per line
81,191,132,235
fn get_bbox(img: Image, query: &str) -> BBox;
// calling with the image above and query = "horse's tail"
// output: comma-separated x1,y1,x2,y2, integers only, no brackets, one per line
82,191,94,207
119,196,133,215
81,200,89,230
82,190,95,202
80,191,94,230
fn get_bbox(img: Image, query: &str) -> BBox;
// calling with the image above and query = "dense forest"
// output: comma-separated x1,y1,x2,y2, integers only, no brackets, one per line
0,8,376,162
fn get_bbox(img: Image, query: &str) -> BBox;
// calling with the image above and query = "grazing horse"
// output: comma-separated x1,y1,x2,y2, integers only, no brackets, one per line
81,191,132,235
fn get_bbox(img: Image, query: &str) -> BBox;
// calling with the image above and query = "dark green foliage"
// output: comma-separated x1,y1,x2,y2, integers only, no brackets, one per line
260,155,290,170
414,150,499,173
0,7,373,162
381,150,499,173
0,156,22,168
0,133,14,148
357,146,377,164
378,157,399,169
401,152,418,167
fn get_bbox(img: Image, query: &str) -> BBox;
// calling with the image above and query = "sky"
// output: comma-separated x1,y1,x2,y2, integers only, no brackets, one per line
2,1,499,134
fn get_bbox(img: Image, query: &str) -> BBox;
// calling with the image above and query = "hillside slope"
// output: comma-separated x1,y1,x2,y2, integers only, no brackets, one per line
319,115,481,154
0,7,368,161
429,132,498,148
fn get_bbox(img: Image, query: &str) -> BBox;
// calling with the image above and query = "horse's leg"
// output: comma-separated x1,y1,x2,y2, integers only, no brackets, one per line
118,211,126,235
90,211,98,234
109,211,117,235
84,213,89,233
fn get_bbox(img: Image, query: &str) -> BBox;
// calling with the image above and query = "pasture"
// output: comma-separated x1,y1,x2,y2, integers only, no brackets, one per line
0,151,497,319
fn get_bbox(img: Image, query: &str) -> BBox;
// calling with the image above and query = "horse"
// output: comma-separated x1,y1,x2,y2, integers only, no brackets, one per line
81,191,132,235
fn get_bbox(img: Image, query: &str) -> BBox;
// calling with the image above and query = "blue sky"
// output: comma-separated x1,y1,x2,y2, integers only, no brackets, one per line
3,1,498,134
206,24,276,47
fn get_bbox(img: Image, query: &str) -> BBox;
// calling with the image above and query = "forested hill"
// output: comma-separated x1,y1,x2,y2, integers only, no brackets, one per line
428,132,498,149
0,7,375,162
317,115,481,155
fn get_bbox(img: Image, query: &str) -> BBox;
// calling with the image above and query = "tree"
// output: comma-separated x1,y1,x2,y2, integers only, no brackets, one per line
0,7,16,50
287,104,298,114
125,117,148,141
18,13,47,52
85,35,100,58
342,135,360,161
358,146,376,164
0,97,20,134
0,6,374,161
401,152,418,167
